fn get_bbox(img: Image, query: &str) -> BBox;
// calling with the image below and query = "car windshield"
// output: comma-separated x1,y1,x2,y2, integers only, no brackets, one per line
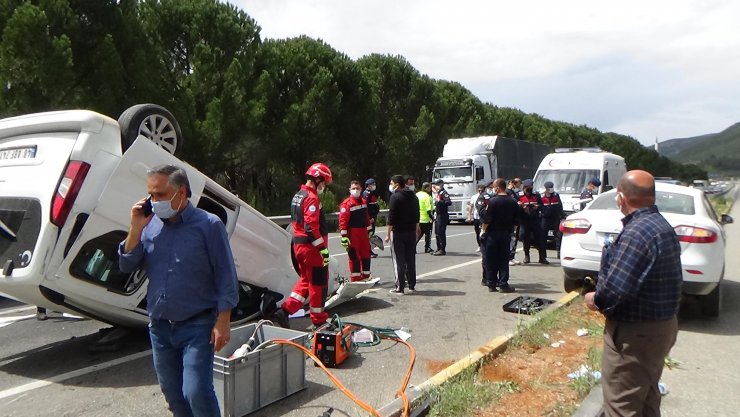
433,167,473,181
589,190,695,215
533,169,599,194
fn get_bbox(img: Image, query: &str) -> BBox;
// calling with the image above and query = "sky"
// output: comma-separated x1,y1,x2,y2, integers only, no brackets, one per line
232,0,740,146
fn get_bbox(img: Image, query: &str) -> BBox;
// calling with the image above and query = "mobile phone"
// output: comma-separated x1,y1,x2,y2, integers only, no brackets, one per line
141,196,153,217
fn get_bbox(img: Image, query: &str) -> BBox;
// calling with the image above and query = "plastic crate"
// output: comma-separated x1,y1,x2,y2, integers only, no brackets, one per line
213,323,308,416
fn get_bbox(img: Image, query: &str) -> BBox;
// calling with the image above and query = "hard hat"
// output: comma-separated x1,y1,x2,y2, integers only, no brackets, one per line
306,162,333,184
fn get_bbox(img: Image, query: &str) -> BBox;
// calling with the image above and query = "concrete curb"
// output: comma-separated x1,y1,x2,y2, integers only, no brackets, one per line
378,291,582,417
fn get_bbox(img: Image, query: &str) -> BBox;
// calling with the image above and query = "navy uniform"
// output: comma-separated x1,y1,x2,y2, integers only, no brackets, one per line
517,179,548,264
540,181,565,255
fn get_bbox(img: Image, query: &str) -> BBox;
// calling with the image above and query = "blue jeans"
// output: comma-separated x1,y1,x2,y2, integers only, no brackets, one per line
149,312,220,417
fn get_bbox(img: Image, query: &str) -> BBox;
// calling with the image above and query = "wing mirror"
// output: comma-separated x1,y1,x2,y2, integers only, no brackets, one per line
720,214,734,225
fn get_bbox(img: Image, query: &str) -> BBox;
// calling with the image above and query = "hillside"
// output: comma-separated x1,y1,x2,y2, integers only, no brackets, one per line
660,122,740,175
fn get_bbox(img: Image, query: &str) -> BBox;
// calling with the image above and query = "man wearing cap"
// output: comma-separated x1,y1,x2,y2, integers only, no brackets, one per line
467,183,486,251
541,181,565,257
580,177,602,210
518,179,548,264
475,179,495,285
363,178,380,257
432,178,452,256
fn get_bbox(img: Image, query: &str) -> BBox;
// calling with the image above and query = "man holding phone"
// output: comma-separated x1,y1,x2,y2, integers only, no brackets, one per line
119,164,239,417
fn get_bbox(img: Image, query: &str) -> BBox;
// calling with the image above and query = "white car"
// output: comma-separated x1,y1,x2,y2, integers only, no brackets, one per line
0,106,369,328
559,182,733,316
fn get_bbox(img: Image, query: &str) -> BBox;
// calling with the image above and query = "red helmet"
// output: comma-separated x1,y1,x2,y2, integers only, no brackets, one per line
305,162,333,184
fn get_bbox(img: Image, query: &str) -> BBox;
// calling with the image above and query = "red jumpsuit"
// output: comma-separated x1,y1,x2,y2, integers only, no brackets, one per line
339,195,372,282
282,184,329,325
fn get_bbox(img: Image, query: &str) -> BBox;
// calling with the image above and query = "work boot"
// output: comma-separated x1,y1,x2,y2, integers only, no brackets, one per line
498,285,516,293
523,253,530,264
539,258,550,265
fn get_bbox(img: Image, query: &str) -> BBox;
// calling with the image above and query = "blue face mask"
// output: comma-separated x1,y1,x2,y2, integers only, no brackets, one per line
152,191,181,219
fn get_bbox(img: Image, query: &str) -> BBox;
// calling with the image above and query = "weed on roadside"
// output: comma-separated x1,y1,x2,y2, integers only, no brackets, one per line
664,356,682,370
428,367,509,417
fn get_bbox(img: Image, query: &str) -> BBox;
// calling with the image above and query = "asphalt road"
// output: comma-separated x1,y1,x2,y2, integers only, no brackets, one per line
0,209,737,416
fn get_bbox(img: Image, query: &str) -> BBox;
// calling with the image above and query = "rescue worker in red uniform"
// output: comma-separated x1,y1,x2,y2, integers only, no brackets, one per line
518,179,548,264
273,163,332,329
540,181,565,257
339,180,372,282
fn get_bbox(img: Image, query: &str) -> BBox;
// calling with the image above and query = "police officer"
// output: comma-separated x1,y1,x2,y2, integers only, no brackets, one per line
540,181,565,257
475,179,495,285
580,177,602,210
363,178,380,258
507,179,522,265
518,179,548,264
432,178,452,256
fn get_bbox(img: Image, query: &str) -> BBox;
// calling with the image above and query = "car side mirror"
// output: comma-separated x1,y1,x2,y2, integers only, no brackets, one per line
721,214,733,225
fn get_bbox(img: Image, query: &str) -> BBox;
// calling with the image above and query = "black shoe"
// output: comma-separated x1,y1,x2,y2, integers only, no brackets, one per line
425,248,434,253
432,250,446,256
523,255,530,264
271,309,290,329
498,285,516,293
481,279,487,286
539,258,550,265
370,252,378,258
487,286,498,292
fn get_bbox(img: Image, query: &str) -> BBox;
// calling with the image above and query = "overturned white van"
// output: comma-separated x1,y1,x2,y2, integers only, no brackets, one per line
0,106,365,328
533,148,627,214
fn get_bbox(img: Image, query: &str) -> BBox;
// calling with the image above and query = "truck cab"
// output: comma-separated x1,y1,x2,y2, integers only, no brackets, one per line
533,148,627,214
432,154,490,220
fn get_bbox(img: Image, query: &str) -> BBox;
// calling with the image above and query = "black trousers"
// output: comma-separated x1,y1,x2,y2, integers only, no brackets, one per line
434,215,448,251
473,219,481,246
484,231,511,287
391,230,417,291
541,217,562,251
519,217,546,259
416,222,433,250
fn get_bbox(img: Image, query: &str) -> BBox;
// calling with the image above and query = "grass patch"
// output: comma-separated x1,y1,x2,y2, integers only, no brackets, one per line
508,306,570,349
427,367,517,417
569,346,603,397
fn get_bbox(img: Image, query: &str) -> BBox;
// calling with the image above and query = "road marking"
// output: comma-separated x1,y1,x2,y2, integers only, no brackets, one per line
331,231,473,258
0,306,35,316
417,259,481,278
0,350,153,400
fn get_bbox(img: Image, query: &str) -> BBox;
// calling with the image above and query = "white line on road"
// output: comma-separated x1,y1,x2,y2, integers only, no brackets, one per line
331,231,473,258
0,350,153,401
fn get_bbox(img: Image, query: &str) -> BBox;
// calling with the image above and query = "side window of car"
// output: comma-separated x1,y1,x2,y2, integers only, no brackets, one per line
69,230,147,294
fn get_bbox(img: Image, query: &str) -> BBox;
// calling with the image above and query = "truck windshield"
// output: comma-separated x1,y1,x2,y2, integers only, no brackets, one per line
433,167,473,181
533,169,599,194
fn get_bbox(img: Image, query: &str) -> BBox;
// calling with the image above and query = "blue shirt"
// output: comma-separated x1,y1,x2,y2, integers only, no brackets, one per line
119,203,239,321
594,205,682,322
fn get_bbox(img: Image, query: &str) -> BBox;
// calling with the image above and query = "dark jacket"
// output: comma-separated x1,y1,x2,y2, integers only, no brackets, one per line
388,188,420,232
434,189,452,218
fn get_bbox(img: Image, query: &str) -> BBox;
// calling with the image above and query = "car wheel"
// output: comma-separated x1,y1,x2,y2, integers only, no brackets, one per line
563,276,583,293
118,104,183,155
700,282,721,317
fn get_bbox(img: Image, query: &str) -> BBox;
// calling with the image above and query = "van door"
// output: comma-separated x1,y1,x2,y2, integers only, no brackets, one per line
51,137,207,325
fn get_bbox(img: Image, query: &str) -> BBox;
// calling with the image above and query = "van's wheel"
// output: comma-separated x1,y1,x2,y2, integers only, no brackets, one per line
700,282,721,317
118,104,183,155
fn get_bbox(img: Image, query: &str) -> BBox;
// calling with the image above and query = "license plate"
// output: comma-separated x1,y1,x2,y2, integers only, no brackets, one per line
0,146,37,160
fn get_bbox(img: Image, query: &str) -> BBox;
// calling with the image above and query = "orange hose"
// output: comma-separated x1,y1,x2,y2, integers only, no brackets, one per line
270,334,416,417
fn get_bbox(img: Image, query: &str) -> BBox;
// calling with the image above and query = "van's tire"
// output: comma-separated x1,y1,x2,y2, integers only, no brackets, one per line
118,104,183,155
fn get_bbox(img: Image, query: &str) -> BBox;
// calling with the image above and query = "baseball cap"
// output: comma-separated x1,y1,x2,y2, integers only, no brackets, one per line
365,178,376,186
589,177,602,187
434,178,444,185
522,179,534,187
544,181,554,189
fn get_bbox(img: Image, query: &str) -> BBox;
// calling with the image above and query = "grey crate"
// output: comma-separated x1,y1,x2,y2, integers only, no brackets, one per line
214,323,308,417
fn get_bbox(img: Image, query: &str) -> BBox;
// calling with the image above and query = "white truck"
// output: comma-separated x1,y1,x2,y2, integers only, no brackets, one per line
431,136,551,221
532,148,627,214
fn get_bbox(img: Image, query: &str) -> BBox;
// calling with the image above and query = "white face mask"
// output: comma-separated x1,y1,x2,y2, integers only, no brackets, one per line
388,184,396,193
368,185,376,191
407,184,415,191
350,189,361,198
152,191,181,219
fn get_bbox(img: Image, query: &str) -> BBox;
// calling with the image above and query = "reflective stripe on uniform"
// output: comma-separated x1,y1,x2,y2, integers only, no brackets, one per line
290,292,307,304
312,237,325,246
310,307,324,314
349,204,367,211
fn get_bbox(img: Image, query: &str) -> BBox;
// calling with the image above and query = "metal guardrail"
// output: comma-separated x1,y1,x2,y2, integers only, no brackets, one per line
268,209,389,226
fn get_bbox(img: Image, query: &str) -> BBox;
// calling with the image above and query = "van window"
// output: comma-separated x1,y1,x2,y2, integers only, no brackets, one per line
533,169,599,194
475,166,484,181
69,230,147,294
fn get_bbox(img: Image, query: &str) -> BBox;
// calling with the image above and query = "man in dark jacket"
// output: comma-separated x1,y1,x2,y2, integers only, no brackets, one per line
385,175,420,295
518,179,548,264
432,178,452,256
540,181,565,257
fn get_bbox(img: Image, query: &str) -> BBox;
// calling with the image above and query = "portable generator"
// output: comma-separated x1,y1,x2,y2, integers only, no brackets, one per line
312,324,355,367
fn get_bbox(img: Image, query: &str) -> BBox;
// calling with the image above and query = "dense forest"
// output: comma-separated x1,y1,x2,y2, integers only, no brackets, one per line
0,0,707,214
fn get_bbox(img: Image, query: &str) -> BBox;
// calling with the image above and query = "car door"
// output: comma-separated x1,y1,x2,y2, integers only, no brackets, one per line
50,137,207,326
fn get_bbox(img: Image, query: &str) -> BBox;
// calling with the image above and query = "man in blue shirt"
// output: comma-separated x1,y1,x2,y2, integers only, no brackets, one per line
120,164,238,417
585,170,681,417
